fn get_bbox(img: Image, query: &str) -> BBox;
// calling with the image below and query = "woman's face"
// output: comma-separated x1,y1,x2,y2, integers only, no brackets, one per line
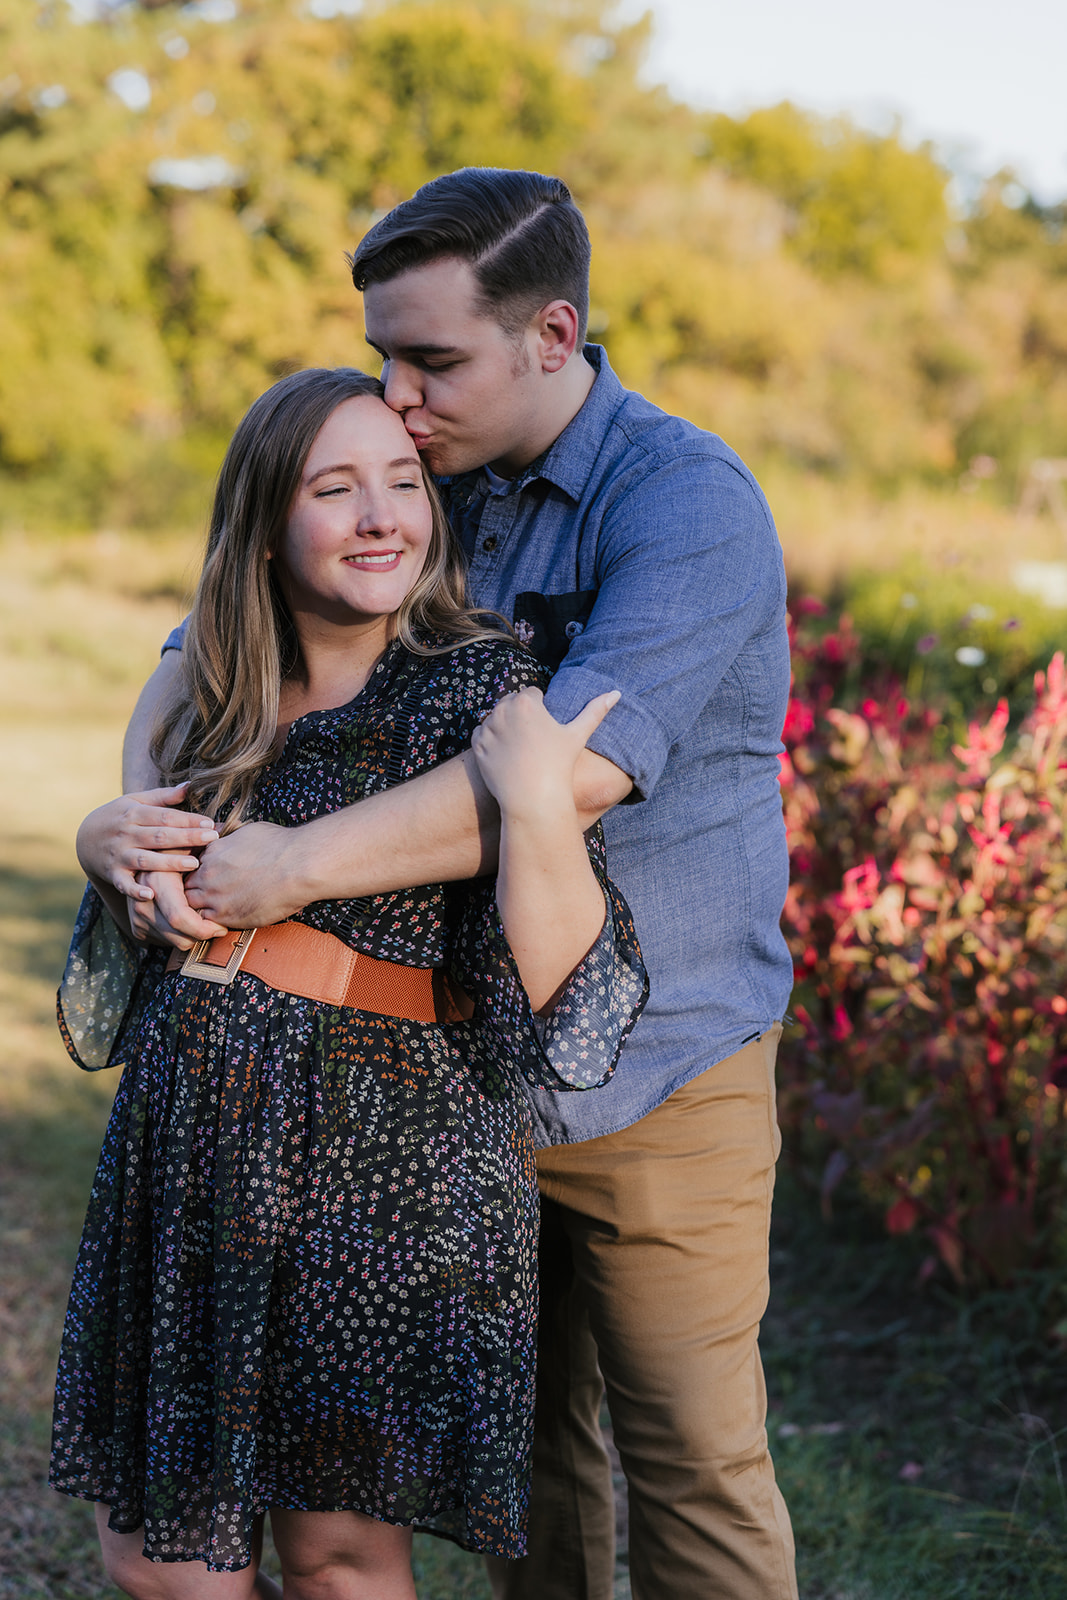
277,395,434,632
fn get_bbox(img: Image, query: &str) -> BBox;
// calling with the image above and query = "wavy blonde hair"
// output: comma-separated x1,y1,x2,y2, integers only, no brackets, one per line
152,367,508,827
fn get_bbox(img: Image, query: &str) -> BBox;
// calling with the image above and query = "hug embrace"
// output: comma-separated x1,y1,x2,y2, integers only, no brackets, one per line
52,168,797,1600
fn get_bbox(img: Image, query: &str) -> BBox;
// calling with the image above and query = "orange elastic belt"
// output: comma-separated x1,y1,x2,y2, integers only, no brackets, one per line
166,920,468,1025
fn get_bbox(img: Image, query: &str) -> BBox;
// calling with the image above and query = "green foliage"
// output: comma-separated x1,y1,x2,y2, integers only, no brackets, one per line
766,1176,1067,1600
707,101,949,278
824,566,1067,726
2,0,1067,525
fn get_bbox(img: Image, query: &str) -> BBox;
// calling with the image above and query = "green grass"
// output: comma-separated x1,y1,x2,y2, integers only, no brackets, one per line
762,1176,1067,1598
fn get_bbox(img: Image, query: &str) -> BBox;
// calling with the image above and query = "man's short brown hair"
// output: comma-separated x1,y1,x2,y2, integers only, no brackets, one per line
348,167,590,343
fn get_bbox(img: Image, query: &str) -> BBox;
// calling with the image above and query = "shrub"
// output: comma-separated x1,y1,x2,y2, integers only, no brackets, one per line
779,600,1067,1288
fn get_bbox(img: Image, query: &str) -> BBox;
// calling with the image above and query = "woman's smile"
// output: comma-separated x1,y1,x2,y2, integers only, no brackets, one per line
344,549,402,568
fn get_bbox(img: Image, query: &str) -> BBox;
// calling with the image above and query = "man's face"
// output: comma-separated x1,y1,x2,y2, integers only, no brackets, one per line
363,257,544,478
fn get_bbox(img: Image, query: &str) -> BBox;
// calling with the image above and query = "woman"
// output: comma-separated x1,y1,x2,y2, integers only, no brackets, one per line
51,368,646,1599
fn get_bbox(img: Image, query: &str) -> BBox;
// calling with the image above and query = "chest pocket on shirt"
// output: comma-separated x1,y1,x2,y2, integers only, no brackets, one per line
512,590,598,673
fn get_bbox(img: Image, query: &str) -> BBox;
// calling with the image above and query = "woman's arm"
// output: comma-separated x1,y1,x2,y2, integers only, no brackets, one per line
470,687,619,1015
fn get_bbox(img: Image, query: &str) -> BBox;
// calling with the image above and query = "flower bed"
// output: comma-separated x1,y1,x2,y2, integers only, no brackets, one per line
779,600,1067,1290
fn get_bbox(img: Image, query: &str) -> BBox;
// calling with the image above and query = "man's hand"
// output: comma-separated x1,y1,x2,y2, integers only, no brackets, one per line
185,821,308,928
77,785,219,898
128,871,230,949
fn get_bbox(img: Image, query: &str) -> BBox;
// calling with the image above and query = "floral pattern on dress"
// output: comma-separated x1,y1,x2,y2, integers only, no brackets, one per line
51,637,647,1569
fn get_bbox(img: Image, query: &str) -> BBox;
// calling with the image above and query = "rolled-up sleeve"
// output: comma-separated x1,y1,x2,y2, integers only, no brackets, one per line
543,452,785,799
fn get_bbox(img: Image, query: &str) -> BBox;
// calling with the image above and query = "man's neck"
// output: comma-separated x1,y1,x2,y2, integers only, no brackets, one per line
488,350,596,479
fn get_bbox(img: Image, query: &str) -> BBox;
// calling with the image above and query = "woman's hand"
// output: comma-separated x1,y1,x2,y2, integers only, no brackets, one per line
471,688,620,823
127,871,230,949
76,785,219,899
471,688,620,1014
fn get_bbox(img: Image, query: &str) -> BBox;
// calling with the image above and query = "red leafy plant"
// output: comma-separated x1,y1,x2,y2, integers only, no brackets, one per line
779,600,1067,1286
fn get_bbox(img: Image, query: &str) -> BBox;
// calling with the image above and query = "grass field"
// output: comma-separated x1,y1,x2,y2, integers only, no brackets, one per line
1,516,1065,1598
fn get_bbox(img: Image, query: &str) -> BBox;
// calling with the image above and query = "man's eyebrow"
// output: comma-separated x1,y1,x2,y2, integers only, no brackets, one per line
305,457,421,484
364,335,461,358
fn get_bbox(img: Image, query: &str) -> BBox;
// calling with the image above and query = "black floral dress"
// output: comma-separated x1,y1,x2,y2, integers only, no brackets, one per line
50,638,647,1570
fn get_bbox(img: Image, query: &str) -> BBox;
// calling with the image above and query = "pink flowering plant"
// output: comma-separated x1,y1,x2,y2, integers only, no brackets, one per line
779,601,1067,1286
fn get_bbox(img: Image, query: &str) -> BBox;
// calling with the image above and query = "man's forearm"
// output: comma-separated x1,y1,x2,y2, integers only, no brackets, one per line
281,749,499,900
183,746,633,927
122,653,180,791
272,746,631,899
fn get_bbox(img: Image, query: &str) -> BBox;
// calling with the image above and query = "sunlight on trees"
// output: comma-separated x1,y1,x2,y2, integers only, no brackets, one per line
1,0,1066,526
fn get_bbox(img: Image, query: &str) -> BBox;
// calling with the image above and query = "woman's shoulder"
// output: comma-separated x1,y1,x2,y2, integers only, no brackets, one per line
412,633,547,696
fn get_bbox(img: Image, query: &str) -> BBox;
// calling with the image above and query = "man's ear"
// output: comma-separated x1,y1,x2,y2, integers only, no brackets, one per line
533,300,582,373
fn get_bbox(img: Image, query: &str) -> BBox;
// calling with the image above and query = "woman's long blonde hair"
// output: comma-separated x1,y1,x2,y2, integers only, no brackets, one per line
152,367,508,826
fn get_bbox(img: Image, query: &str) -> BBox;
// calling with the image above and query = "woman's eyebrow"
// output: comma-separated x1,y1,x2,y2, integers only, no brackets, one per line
305,461,357,483
305,456,421,484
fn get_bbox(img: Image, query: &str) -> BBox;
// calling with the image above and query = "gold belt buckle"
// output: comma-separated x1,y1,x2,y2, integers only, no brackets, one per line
180,928,257,984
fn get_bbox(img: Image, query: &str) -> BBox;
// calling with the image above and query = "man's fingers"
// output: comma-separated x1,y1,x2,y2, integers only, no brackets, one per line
127,783,215,820
113,869,149,899
128,781,190,803
106,849,204,894
565,690,621,746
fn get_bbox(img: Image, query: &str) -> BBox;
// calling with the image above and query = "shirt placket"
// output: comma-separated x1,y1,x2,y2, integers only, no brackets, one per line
465,493,516,610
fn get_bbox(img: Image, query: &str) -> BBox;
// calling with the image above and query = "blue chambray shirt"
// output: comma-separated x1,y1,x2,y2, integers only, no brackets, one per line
441,346,793,1145
164,346,793,1146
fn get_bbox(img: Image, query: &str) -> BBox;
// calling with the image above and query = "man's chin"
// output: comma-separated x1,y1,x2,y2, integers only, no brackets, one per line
419,442,480,478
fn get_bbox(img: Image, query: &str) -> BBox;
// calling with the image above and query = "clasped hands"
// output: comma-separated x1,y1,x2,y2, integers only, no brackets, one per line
76,784,299,949
78,688,619,950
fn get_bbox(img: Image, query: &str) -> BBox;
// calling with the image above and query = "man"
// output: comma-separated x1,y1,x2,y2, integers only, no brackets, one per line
89,168,797,1600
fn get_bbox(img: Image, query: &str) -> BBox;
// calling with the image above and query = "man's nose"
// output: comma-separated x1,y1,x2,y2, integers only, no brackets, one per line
381,359,422,414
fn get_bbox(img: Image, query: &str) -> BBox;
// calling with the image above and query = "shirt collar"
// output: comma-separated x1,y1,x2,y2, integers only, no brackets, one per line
524,345,624,502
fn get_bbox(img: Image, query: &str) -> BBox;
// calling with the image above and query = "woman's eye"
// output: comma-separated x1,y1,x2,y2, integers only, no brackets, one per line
315,484,348,497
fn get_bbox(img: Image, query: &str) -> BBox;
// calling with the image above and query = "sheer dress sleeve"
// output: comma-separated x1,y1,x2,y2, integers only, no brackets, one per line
438,637,648,1092
448,826,648,1094
56,885,168,1071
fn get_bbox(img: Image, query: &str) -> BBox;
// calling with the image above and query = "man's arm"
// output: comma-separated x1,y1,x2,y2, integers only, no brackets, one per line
122,651,181,791
183,743,632,930
540,451,786,804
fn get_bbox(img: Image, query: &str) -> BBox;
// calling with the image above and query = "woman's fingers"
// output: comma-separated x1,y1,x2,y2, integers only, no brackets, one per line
562,689,621,748
128,872,229,946
474,687,619,761
472,687,620,819
77,792,218,893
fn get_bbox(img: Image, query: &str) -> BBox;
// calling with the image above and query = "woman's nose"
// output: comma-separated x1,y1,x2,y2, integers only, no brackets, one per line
355,491,398,537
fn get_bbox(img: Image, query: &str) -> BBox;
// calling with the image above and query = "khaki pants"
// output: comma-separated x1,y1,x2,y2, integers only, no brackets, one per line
489,1026,797,1600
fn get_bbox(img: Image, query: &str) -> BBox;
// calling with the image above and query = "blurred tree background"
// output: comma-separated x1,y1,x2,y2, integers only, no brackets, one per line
2,0,1066,532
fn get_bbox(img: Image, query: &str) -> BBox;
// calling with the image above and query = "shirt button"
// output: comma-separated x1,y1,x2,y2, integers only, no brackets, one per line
565,620,584,638
482,536,497,552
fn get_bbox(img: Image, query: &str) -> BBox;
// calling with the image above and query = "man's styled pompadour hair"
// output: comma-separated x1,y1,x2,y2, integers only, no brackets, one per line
348,167,591,343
